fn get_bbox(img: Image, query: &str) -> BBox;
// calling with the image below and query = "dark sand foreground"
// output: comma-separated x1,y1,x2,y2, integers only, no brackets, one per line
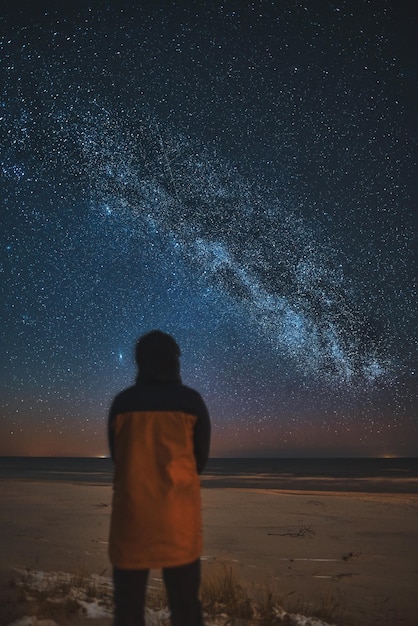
0,479,417,625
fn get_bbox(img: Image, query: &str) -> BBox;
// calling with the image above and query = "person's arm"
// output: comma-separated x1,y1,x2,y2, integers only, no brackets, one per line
193,395,211,474
108,400,117,462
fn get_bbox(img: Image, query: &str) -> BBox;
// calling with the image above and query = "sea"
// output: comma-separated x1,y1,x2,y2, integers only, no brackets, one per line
0,456,417,493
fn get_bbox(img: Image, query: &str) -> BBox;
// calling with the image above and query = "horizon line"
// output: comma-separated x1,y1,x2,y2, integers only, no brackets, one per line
0,454,416,460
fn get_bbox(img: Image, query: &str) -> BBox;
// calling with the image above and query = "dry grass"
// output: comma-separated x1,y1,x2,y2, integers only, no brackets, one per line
0,575,29,625
281,589,341,625
201,563,253,622
198,563,339,625
0,565,113,625
0,563,341,626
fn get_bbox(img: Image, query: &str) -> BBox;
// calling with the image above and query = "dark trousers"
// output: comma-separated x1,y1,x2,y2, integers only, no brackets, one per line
113,558,205,626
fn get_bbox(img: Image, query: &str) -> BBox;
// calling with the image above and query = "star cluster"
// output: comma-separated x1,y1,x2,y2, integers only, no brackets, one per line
1,1,416,457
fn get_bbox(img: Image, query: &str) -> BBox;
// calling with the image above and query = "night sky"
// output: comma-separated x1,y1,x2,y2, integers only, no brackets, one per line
1,1,416,458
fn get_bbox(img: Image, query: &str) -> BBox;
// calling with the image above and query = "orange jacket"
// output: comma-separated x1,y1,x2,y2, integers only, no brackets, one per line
108,381,210,569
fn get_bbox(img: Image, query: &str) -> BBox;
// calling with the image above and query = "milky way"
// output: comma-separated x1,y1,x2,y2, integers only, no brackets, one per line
1,1,416,457
65,105,391,385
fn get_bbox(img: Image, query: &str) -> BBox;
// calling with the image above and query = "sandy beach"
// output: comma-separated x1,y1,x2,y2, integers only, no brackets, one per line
0,479,417,625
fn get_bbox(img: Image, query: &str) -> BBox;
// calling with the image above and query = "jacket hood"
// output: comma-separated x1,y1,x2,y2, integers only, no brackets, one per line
135,330,181,383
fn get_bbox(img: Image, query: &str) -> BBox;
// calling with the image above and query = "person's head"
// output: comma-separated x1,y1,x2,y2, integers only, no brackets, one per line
135,330,181,383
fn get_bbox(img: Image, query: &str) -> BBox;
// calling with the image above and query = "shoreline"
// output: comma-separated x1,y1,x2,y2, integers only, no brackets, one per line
1,457,417,496
3,474,418,497
2,476,418,496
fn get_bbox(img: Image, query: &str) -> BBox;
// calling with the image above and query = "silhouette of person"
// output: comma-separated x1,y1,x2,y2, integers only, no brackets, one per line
108,330,211,626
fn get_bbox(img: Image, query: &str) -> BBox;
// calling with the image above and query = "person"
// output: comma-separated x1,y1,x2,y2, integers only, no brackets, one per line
108,330,211,626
